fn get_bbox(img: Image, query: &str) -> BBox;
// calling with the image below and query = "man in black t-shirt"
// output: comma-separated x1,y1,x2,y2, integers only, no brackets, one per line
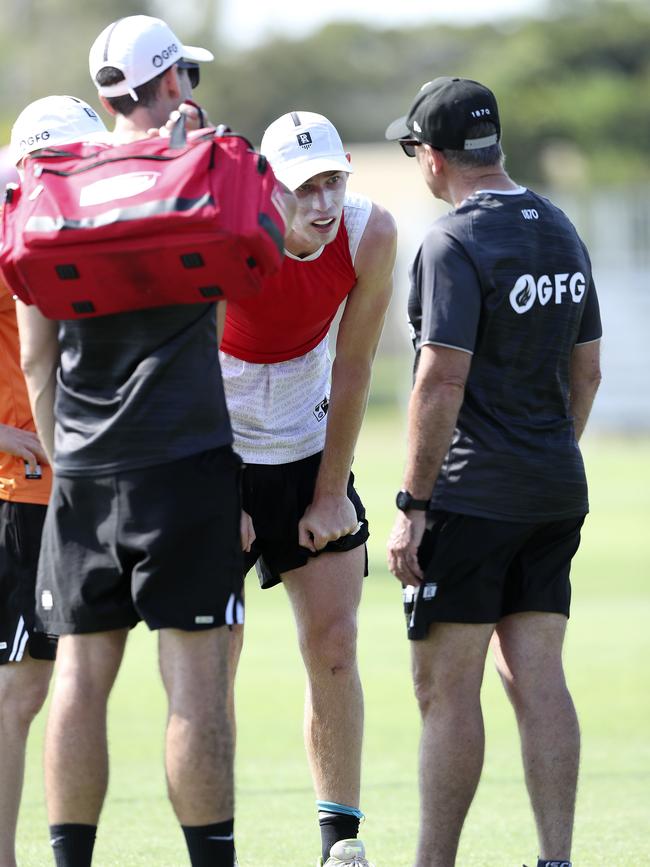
15,16,243,867
385,77,602,867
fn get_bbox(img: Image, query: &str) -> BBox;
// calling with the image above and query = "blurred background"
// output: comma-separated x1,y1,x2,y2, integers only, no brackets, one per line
1,0,650,431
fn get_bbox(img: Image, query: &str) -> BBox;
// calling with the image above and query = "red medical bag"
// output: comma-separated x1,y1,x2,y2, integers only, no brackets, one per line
0,123,287,318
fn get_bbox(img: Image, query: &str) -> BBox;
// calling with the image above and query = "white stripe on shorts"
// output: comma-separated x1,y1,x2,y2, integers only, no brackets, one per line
224,593,244,626
9,616,27,662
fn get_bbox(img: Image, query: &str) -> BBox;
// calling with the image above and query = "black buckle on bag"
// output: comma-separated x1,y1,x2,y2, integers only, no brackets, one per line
55,264,80,280
199,286,223,298
181,253,205,269
71,300,96,314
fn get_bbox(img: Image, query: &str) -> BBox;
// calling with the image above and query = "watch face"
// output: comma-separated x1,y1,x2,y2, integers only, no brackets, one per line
396,491,410,510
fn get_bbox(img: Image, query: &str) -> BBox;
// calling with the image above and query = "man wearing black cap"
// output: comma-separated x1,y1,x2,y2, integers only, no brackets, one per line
385,77,602,867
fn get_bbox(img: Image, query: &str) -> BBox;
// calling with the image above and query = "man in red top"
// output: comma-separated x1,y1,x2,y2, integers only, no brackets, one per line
221,111,397,866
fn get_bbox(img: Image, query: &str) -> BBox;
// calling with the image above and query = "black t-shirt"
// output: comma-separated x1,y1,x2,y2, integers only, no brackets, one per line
54,303,232,476
408,187,602,521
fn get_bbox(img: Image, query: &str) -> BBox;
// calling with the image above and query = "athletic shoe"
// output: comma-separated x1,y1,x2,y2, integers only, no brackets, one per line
321,838,375,866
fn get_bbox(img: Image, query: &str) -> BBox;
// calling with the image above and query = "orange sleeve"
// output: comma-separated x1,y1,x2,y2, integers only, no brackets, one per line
0,280,52,504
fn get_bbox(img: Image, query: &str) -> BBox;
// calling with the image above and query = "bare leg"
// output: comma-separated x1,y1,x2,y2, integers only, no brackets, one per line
0,655,53,867
493,612,579,861
44,630,127,824
283,547,365,806
159,626,233,825
411,622,495,867
226,624,244,747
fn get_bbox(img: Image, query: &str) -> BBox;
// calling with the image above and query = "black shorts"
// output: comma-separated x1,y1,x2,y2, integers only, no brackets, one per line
241,451,369,589
0,500,57,663
405,511,585,640
36,447,244,634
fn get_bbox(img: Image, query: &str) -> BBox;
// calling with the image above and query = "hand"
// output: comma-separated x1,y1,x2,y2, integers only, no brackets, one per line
240,509,256,553
387,510,427,587
298,493,360,553
274,182,297,238
151,101,212,139
0,424,48,475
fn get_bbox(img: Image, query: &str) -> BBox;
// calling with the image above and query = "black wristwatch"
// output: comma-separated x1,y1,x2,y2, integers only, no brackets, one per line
396,490,429,512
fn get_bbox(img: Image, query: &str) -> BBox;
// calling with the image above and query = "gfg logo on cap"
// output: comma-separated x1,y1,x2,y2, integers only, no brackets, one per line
20,130,51,151
152,42,179,67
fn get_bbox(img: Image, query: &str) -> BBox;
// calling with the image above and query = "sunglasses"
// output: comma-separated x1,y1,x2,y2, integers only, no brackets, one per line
176,61,200,90
399,138,422,158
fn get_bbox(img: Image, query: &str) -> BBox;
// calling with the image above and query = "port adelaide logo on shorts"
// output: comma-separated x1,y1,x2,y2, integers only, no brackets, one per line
297,132,313,149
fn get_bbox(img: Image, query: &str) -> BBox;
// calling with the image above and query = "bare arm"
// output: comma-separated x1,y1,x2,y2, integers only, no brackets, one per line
15,301,59,465
298,203,397,551
387,343,472,586
569,339,601,441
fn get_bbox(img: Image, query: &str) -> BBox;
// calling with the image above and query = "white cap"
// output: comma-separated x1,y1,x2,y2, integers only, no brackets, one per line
89,15,214,101
10,95,108,166
260,111,353,191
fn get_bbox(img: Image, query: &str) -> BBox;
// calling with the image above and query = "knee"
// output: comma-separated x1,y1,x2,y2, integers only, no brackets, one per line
54,658,112,711
0,667,50,732
300,615,358,676
412,666,481,719
412,671,450,717
496,657,569,714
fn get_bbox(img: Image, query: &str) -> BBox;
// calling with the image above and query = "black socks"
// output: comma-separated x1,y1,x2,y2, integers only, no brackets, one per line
49,824,97,867
318,811,361,862
182,819,236,866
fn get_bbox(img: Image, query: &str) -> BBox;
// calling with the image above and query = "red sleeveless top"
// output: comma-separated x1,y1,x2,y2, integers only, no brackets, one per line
221,217,357,364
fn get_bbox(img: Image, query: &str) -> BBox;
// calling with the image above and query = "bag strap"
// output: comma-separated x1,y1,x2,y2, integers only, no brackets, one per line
169,113,187,150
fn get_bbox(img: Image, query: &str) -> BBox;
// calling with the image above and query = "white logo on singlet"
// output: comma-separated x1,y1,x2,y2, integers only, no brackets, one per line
509,272,586,314
79,171,160,207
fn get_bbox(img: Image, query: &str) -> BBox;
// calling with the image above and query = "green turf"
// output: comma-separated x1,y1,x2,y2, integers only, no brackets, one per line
17,407,650,866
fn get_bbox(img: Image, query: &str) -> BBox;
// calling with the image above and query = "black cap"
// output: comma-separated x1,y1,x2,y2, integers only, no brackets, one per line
385,76,501,151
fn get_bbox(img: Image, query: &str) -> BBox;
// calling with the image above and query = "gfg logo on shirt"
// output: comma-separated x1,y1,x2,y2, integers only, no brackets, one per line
509,272,586,314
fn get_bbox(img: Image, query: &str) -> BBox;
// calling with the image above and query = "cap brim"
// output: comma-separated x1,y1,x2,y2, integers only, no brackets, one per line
275,157,353,191
385,115,410,141
181,44,214,63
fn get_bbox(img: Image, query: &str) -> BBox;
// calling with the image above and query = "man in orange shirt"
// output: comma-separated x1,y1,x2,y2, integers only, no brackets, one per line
0,275,56,867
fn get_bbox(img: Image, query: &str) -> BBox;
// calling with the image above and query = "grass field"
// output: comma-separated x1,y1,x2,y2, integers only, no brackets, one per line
17,406,650,866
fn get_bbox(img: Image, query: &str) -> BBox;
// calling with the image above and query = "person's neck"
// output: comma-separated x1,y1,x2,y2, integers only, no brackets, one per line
448,167,519,208
111,108,164,144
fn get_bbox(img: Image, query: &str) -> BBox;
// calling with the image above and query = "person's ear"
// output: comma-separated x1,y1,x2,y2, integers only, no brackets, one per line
161,65,182,100
428,146,444,175
99,95,117,117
